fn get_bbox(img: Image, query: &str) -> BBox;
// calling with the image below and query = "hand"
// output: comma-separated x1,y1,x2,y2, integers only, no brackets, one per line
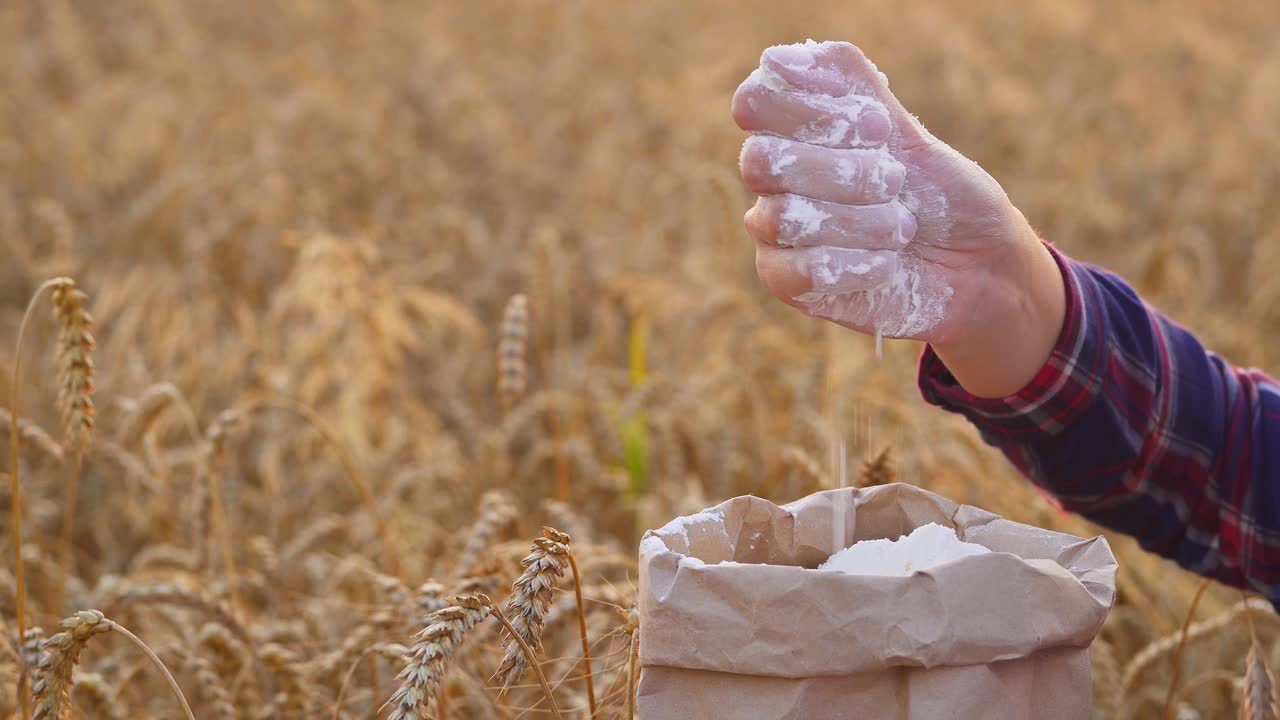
732,41,1065,397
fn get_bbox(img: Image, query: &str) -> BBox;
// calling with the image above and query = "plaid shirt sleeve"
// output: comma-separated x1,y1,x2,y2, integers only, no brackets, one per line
919,243,1280,602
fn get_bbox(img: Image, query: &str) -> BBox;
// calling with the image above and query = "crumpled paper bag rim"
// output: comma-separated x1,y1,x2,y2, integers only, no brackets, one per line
638,482,1118,677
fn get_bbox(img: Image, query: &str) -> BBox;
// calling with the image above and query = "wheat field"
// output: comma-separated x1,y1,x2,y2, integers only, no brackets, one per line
2,1,1279,718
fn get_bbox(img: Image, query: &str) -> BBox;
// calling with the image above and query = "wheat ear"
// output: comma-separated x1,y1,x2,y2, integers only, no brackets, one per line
262,643,312,719
479,593,563,719
497,293,529,414
385,594,491,720
0,408,64,463
117,381,201,447
32,610,194,720
494,527,571,693
199,409,244,615
1243,590,1278,720
184,651,236,720
456,489,517,577
49,280,95,452
11,277,91,720
332,642,408,720
858,446,894,487
245,395,404,578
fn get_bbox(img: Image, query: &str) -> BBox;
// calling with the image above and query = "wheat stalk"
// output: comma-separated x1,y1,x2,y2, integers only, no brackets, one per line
32,610,194,720
495,527,571,693
479,593,563,719
627,606,640,720
1162,576,1213,720
1119,597,1277,713
566,544,598,718
10,277,94,720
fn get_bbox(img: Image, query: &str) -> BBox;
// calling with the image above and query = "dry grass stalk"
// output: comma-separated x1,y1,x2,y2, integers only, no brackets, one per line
497,293,530,414
386,594,491,720
32,609,194,720
1162,576,1213,720
566,546,599,718
1091,639,1120,720
1118,597,1276,713
495,527,571,693
627,606,640,720
0,408,65,463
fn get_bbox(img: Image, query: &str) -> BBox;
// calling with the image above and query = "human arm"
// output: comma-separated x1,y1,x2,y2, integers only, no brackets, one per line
920,245,1280,600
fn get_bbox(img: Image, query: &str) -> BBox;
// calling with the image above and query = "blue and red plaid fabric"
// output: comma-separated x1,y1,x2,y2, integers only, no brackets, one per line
919,243,1280,605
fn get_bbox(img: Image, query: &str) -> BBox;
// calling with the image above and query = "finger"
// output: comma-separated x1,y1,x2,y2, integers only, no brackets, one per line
732,78,892,149
760,41,931,147
759,41,859,96
745,194,917,249
739,135,905,206
756,243,899,302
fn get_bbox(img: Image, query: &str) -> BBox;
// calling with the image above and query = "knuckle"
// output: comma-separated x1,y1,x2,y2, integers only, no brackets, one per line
738,141,774,190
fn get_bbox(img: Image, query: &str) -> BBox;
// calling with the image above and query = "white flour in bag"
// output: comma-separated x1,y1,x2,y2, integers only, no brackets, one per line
818,522,990,576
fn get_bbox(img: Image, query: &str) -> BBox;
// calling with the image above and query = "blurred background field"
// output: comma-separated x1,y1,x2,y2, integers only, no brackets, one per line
1,0,1279,717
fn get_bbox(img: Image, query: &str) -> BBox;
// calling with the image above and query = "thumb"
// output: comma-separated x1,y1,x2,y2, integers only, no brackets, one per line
760,41,932,147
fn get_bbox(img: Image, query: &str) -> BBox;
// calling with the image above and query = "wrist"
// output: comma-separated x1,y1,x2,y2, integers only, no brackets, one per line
931,220,1065,398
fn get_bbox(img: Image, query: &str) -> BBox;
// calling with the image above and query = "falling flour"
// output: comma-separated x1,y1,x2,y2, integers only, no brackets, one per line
819,522,990,576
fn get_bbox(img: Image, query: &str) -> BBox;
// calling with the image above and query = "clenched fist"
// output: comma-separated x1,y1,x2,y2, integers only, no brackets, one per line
733,40,1065,397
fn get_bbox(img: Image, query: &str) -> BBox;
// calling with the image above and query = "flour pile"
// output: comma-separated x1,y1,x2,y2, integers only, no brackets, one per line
818,522,990,576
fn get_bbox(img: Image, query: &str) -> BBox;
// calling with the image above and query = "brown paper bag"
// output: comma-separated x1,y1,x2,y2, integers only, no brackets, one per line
637,483,1117,720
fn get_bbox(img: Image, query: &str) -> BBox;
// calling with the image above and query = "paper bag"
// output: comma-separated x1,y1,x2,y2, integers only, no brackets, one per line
637,483,1117,720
